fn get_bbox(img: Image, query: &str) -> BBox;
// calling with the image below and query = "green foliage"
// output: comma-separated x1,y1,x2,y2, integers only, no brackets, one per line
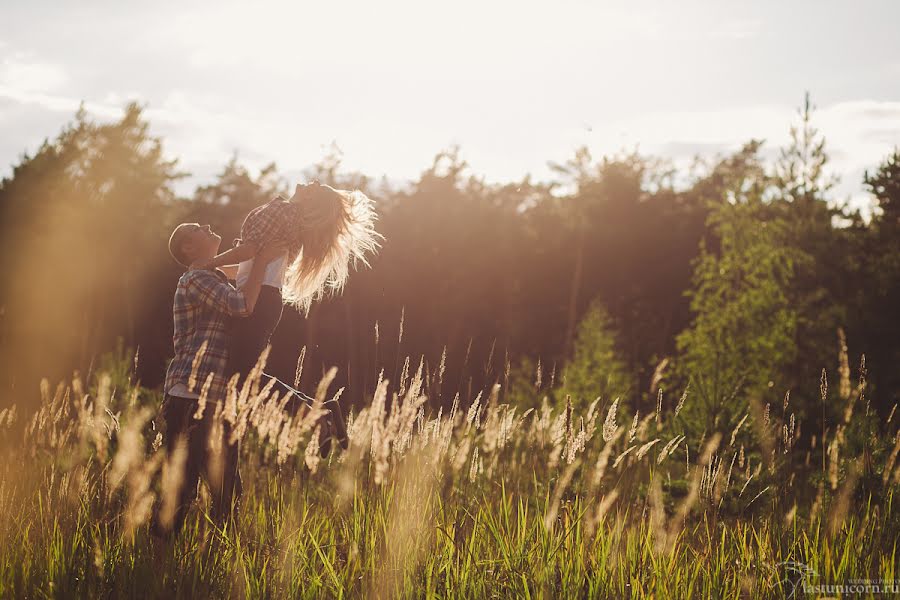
771,94,856,423
1,99,899,448
865,147,900,226
503,355,544,410
557,301,633,412
0,103,183,388
773,92,838,205
675,183,798,437
861,149,900,405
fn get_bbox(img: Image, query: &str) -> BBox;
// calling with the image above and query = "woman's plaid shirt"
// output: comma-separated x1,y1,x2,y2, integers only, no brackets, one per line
164,269,250,402
239,198,304,255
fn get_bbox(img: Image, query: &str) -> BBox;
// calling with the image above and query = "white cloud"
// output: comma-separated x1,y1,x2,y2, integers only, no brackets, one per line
0,0,898,208
0,54,67,93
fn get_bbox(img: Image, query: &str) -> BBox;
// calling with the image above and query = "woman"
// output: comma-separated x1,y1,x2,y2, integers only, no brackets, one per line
199,181,380,440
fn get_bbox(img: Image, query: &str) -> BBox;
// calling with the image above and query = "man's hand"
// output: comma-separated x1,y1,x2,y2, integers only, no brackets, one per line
257,242,288,265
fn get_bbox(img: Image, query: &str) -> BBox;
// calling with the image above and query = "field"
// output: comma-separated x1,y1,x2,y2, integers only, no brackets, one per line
0,350,897,599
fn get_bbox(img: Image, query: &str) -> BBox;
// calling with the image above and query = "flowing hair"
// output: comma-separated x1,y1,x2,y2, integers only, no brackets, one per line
281,185,381,313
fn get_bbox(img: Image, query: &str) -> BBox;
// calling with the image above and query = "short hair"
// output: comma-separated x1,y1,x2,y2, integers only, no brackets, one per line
168,224,193,267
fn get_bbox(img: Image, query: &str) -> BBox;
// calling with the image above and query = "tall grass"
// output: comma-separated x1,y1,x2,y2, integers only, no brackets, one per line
0,345,897,598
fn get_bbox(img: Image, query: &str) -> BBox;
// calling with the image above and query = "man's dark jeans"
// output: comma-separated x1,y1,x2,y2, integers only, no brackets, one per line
151,394,240,538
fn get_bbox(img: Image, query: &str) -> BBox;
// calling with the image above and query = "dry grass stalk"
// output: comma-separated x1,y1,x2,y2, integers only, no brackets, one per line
828,457,861,536
648,474,667,555
108,407,153,496
602,398,620,442
543,459,579,532
158,435,188,534
612,445,636,470
193,373,213,420
669,432,722,538
657,435,684,465
372,453,436,599
591,428,622,489
883,433,900,486
729,413,748,447
588,488,620,536
187,340,208,393
293,345,307,388
635,439,660,461
123,451,164,542
838,328,851,402
649,358,669,398
674,387,688,416
304,426,322,473
656,388,663,425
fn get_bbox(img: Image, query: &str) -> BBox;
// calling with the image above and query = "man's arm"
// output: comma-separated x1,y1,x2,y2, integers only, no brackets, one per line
190,271,253,317
190,243,284,315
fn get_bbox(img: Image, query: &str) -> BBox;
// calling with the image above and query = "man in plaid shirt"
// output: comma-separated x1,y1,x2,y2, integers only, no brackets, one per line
152,222,284,538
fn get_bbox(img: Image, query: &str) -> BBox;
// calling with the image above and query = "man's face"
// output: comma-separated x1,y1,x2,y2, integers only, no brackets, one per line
291,180,328,203
182,223,221,260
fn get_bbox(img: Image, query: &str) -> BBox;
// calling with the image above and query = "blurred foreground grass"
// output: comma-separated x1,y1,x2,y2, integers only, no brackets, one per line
0,352,897,599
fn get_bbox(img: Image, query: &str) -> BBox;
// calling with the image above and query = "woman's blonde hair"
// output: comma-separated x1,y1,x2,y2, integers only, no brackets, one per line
282,184,381,312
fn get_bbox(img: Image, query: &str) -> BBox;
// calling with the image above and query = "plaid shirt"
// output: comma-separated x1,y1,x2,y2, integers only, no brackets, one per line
164,269,250,402
239,197,304,255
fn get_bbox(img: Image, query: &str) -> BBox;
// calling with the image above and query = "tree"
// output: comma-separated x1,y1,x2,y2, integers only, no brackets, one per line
558,300,633,413
188,156,288,250
549,149,648,356
774,92,838,207
772,93,854,419
676,147,799,437
864,148,900,227
859,150,900,407
0,103,183,389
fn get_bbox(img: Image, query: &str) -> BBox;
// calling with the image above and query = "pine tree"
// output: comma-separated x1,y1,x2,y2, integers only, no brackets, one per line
558,300,633,413
864,148,900,228
676,148,799,437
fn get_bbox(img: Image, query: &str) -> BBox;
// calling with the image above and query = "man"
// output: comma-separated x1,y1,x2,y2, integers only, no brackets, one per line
152,222,284,538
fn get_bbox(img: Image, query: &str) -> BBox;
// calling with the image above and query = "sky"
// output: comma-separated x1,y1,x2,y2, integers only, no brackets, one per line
1,0,899,208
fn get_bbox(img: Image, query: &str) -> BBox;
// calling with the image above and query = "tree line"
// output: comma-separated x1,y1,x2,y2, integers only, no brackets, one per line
1,96,898,444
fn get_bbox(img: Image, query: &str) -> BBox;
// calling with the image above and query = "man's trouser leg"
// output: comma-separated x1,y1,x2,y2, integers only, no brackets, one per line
151,396,207,538
207,417,242,525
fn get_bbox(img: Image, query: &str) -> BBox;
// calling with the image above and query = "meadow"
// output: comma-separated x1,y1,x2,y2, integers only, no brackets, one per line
0,342,897,599
2,4,899,597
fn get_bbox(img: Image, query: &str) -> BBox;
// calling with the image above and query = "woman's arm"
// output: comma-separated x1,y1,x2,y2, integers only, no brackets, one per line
196,242,259,271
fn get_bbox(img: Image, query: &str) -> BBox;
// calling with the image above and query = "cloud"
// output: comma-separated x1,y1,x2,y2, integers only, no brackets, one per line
0,54,67,93
657,141,733,158
860,128,900,146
